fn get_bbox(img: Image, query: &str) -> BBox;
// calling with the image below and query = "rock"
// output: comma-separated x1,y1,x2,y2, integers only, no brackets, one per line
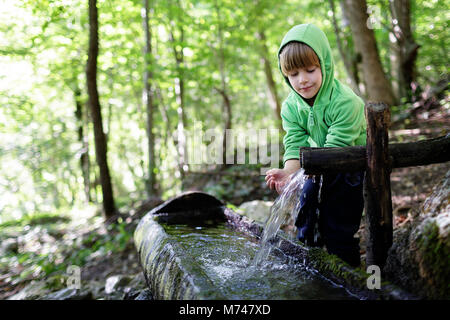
104,275,132,295
0,238,18,255
238,200,296,235
42,288,93,300
85,280,106,299
237,200,273,224
133,289,153,300
123,288,143,300
422,170,450,218
127,273,146,290
121,273,148,300
384,169,450,299
7,281,48,300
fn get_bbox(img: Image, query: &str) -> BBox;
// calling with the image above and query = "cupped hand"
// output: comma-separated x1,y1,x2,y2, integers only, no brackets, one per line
265,168,291,194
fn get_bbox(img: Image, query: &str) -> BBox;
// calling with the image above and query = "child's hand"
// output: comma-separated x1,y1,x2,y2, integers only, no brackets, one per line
265,169,291,194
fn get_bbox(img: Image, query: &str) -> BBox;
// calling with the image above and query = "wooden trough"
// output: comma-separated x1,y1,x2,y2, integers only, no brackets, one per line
134,191,417,300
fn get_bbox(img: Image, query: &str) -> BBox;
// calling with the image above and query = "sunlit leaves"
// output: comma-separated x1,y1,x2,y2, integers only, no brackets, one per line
0,0,447,220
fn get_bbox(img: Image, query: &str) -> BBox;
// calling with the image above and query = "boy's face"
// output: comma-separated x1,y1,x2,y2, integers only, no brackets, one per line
286,66,322,100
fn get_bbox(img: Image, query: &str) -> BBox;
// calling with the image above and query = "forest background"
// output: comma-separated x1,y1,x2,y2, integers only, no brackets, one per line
0,0,448,299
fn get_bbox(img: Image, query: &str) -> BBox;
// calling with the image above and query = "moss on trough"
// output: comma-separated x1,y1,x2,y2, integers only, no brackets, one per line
307,248,366,283
267,228,417,300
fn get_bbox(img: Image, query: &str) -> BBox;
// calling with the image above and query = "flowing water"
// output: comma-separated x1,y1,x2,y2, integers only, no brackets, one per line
252,169,308,266
161,221,355,299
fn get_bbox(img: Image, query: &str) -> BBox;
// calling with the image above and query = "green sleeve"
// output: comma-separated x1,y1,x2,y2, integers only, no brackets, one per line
324,96,366,147
281,101,310,164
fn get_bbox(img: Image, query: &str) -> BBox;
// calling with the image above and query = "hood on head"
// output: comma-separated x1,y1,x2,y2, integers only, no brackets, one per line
278,24,335,106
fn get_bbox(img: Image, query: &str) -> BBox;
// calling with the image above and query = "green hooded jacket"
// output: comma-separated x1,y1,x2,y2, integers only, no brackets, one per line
278,24,366,164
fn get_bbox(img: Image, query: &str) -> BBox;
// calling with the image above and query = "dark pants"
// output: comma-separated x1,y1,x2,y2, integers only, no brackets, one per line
295,172,364,267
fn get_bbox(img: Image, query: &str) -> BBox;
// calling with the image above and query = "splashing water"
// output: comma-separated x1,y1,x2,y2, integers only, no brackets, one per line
252,169,307,266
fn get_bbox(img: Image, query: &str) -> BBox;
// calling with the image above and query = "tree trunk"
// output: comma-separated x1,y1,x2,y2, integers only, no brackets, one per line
175,76,187,179
215,87,232,167
256,30,282,130
339,0,364,95
342,0,397,106
86,0,117,219
142,0,158,197
74,85,92,203
389,0,419,101
168,1,188,179
155,83,171,147
328,0,361,95
214,0,232,168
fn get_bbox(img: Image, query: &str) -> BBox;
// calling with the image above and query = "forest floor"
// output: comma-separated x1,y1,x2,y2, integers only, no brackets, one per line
0,103,448,300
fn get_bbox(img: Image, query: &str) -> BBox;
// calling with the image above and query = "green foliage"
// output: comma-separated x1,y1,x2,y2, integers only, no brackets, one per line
0,212,69,229
0,0,447,221
0,212,136,292
413,0,449,83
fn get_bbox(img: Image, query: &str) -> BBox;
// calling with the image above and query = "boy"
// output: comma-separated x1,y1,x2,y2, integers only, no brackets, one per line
265,24,366,267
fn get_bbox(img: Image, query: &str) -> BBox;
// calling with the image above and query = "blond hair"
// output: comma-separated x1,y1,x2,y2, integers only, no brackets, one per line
279,42,320,76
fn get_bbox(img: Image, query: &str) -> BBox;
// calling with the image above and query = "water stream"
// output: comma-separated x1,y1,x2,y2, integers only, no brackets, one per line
161,220,355,299
252,169,308,266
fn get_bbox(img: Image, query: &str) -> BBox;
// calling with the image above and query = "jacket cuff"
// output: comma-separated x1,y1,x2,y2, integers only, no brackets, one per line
283,154,300,166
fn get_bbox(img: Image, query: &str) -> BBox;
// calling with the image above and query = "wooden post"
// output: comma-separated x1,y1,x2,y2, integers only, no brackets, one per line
364,102,393,268
298,112,450,269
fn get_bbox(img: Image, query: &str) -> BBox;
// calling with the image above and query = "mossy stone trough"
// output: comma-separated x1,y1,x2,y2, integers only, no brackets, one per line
134,191,417,300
